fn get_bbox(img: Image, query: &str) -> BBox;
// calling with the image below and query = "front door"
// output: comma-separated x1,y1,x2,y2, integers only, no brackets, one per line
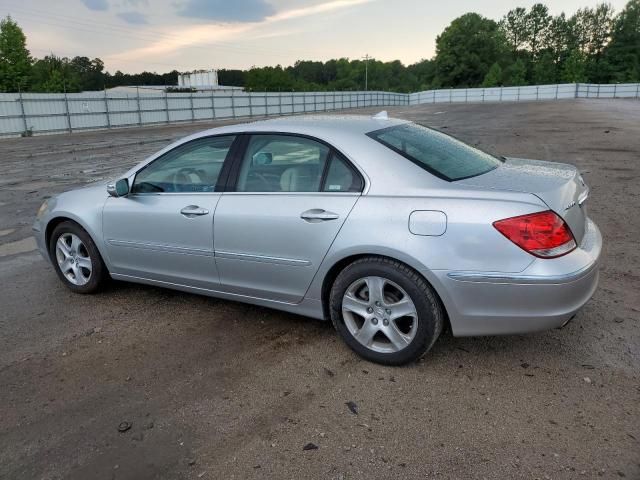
214,133,364,303
103,135,237,289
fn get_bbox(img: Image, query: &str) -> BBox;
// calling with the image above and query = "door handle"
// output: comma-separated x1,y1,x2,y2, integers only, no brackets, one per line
180,205,209,217
300,209,340,222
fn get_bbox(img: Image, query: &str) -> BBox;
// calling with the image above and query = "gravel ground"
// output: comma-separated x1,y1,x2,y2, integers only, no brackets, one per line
0,100,638,480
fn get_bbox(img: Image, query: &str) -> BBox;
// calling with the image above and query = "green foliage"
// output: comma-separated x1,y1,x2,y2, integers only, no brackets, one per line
218,69,246,87
503,59,528,85
604,0,640,82
482,63,503,87
434,13,508,88
533,51,558,84
0,16,32,91
30,56,79,92
561,50,588,82
501,7,528,52
527,3,552,59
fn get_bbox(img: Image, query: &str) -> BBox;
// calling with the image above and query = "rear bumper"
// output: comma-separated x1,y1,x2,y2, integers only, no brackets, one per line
432,217,602,336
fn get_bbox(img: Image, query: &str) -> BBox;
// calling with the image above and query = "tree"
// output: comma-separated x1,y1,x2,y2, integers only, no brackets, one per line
31,55,80,92
501,7,529,52
0,16,32,92
245,65,294,91
587,3,616,56
604,0,640,81
407,59,436,90
533,51,557,84
503,59,527,85
526,3,552,59
70,56,105,91
561,49,588,82
218,69,246,87
482,63,503,86
546,13,570,61
434,13,509,87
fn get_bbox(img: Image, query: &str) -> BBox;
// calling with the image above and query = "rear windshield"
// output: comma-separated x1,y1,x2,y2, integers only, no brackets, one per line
367,123,501,181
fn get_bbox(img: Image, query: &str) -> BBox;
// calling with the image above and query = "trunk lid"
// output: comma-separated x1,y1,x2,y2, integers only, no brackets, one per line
458,157,589,243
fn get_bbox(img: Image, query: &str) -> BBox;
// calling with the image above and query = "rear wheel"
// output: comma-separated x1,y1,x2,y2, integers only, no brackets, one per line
49,221,108,294
329,257,444,365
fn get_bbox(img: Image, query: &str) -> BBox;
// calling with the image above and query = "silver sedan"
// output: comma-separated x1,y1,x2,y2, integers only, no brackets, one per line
33,113,602,365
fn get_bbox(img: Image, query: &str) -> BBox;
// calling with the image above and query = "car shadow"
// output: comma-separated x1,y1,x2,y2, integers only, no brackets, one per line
103,279,577,368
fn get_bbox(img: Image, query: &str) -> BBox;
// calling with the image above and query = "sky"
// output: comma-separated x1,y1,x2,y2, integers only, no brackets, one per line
3,0,630,74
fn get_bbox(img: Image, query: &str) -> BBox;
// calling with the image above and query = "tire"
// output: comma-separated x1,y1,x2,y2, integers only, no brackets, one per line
48,221,108,294
329,256,444,366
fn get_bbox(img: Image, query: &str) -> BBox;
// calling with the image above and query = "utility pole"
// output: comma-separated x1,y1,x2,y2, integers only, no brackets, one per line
362,54,370,91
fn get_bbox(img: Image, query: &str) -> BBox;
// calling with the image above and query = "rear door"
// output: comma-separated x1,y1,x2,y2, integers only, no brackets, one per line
103,135,237,289
214,133,364,303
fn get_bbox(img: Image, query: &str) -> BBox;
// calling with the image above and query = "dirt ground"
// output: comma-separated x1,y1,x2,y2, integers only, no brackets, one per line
0,100,638,480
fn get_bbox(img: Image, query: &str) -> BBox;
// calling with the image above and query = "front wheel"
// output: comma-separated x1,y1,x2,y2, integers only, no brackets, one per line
49,221,108,294
329,257,444,365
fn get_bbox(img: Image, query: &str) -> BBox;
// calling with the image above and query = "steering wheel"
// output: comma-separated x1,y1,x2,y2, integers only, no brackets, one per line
251,171,276,191
172,168,204,192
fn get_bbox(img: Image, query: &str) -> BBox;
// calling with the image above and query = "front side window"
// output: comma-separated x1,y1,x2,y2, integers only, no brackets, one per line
132,136,236,193
236,135,330,192
367,123,501,181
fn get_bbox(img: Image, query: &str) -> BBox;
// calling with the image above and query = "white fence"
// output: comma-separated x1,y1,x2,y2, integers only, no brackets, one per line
0,83,638,137
0,90,405,137
409,82,640,104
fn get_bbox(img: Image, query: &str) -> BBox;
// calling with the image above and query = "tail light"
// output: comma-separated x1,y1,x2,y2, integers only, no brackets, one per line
493,210,576,258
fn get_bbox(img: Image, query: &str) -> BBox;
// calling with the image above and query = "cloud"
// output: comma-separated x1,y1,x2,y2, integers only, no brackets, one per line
177,0,276,22
108,0,375,65
123,0,149,5
81,0,109,11
117,11,149,24
268,0,374,22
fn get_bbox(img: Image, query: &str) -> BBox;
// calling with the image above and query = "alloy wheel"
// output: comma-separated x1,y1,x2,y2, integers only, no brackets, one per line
55,233,92,286
341,276,418,353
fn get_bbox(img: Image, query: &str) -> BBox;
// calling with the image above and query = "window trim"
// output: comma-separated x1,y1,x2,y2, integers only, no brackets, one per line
224,132,365,194
366,124,501,182
130,134,241,195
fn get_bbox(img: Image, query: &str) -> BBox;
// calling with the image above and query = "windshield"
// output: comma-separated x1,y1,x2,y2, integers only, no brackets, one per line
367,123,501,181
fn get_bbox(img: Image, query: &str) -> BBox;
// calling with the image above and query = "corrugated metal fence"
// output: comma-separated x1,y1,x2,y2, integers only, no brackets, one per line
0,90,405,137
0,83,638,137
409,82,640,104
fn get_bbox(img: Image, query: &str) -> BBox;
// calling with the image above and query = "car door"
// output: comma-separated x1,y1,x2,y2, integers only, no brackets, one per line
214,133,364,303
102,135,238,290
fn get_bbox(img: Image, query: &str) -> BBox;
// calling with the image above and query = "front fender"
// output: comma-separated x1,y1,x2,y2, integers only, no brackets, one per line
37,185,111,268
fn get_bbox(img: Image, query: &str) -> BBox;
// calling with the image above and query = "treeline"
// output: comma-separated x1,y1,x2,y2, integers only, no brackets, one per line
0,0,638,93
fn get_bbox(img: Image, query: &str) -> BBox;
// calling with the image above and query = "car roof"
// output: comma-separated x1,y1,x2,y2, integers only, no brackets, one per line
196,114,410,138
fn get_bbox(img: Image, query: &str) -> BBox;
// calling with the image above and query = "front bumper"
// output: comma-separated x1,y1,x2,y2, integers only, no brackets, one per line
32,219,50,263
432,218,602,336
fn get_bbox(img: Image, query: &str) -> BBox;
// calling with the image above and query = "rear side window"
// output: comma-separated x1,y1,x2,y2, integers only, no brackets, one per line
367,123,501,181
323,154,363,193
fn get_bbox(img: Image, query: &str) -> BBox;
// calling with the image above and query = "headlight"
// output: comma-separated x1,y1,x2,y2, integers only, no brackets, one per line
36,199,49,220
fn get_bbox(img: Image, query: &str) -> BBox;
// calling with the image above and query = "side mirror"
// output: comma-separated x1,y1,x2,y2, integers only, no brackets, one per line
107,178,130,197
252,152,272,165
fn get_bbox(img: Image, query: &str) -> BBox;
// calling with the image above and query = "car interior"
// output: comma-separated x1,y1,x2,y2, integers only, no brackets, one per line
236,135,359,193
131,136,235,193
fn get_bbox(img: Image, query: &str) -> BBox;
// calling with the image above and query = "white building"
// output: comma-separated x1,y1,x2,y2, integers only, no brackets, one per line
178,70,219,89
